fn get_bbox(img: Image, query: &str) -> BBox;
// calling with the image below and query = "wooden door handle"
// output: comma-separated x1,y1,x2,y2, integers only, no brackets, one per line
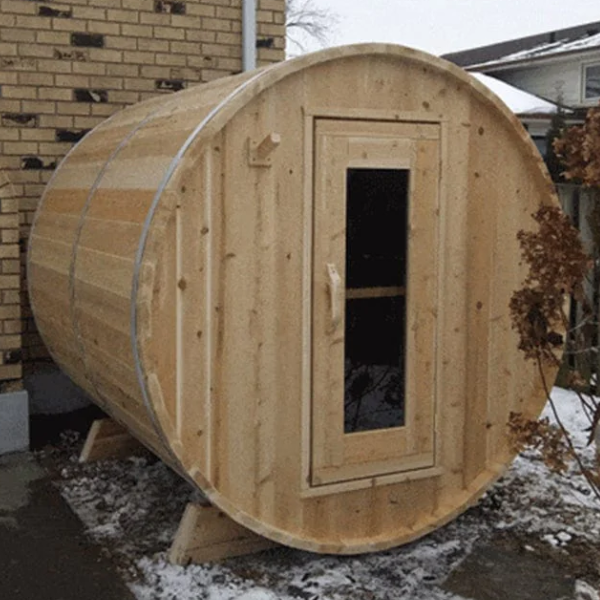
327,263,342,331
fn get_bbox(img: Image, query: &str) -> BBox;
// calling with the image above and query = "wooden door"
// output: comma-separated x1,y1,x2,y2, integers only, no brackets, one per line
311,118,440,487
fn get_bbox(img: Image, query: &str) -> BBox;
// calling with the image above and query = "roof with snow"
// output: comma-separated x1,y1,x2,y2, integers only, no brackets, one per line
472,31,600,69
443,21,600,69
471,73,560,116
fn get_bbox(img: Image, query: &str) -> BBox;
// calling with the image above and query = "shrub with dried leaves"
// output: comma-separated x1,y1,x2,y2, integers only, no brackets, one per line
508,411,571,473
554,107,600,187
509,201,599,500
509,206,590,363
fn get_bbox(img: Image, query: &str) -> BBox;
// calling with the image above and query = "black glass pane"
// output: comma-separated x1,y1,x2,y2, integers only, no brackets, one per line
346,168,409,289
586,65,600,99
344,294,406,433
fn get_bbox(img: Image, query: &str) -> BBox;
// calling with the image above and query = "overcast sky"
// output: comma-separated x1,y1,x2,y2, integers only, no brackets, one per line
297,0,600,56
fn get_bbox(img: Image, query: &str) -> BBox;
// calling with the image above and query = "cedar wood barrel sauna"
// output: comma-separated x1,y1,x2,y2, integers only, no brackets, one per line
28,44,560,554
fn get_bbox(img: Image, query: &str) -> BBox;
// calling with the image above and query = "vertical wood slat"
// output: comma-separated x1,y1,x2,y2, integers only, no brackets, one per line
463,105,499,486
311,128,346,477
408,137,440,458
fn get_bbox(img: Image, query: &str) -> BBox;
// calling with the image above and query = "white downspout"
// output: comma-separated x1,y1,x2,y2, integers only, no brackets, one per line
242,0,257,72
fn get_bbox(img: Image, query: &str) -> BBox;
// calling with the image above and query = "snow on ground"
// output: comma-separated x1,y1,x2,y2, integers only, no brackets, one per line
487,388,600,543
53,388,600,600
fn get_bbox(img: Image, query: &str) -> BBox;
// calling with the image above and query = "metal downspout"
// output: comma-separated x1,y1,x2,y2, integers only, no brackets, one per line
242,0,257,72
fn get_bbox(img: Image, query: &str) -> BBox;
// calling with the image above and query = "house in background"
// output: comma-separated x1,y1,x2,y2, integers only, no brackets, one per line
470,72,562,156
446,25,600,365
443,22,600,157
443,20,600,111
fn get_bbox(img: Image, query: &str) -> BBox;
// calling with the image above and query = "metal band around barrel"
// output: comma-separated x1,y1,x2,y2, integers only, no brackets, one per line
67,103,168,415
26,110,124,380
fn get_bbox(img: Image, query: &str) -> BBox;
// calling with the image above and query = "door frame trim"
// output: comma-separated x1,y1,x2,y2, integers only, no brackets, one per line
300,110,447,497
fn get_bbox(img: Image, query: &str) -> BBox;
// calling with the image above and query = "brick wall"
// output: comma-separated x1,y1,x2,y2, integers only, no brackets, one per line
0,0,286,368
0,172,22,385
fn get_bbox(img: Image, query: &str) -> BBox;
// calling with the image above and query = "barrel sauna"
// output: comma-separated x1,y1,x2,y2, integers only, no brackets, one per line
28,44,560,554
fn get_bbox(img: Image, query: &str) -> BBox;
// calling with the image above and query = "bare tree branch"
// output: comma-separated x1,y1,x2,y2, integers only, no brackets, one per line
285,0,339,54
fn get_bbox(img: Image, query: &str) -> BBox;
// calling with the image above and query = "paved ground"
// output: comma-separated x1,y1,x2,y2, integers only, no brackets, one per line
2,447,580,600
0,407,595,600
443,538,575,600
0,451,135,600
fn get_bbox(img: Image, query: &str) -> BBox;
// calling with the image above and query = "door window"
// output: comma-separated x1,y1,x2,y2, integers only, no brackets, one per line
344,168,409,433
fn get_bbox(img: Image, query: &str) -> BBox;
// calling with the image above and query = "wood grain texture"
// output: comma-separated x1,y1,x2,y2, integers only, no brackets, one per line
29,44,561,555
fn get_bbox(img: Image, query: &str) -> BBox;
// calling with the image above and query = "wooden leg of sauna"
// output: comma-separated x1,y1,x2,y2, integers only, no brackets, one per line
169,503,277,565
79,418,145,463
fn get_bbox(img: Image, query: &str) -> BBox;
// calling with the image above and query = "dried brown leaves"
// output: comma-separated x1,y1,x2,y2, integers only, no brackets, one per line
508,411,571,473
554,107,600,186
509,205,591,363
508,197,599,499
507,112,600,501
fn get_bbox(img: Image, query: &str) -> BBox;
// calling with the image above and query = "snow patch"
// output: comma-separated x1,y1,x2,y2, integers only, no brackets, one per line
53,388,600,600
232,590,278,600
470,72,560,115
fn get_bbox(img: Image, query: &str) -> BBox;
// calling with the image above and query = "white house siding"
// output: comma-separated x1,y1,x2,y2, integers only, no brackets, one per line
490,49,600,108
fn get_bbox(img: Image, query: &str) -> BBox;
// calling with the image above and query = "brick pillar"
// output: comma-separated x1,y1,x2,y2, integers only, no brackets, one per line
0,171,26,454
0,172,22,388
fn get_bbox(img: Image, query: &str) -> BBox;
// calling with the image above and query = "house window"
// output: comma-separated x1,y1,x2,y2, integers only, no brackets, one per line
584,64,600,100
531,136,547,157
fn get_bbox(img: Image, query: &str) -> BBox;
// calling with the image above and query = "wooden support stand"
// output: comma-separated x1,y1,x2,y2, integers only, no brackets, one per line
80,419,276,563
169,503,277,564
79,418,146,463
